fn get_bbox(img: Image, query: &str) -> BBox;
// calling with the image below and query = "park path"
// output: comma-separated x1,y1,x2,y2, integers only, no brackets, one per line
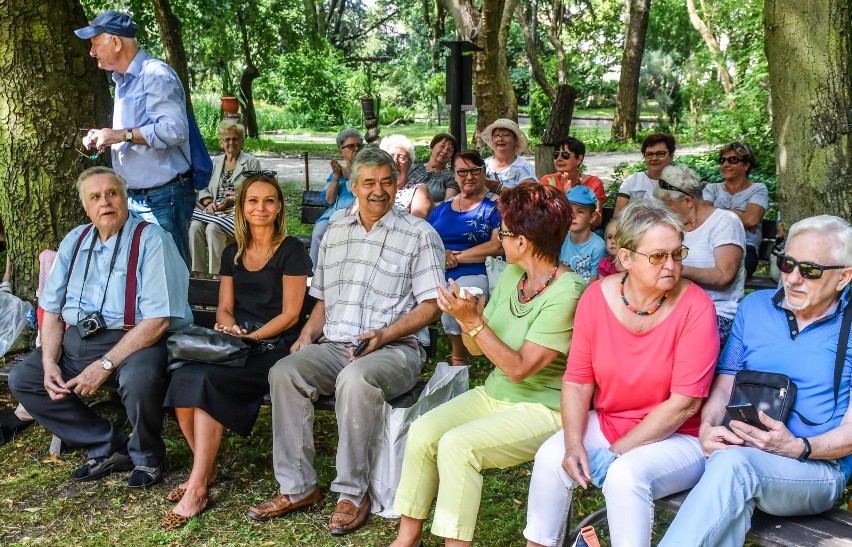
256,146,712,190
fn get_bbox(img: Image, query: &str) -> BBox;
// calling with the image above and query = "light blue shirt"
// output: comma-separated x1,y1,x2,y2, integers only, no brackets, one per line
317,172,354,223
559,232,607,282
40,212,192,331
718,287,852,481
111,49,190,190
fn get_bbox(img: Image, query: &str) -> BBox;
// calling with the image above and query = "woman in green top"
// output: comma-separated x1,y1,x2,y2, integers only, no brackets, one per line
391,182,586,547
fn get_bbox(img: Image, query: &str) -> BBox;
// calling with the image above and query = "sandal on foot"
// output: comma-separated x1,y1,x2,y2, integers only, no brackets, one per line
161,498,210,530
165,466,220,503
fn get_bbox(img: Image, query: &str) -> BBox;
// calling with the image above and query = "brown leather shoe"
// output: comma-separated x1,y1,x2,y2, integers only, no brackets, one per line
329,494,370,536
245,488,321,522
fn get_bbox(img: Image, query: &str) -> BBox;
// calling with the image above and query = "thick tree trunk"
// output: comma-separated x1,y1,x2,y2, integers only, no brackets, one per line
0,0,111,299
543,84,577,145
611,0,651,142
516,3,557,102
686,0,735,99
151,0,194,115
765,0,852,224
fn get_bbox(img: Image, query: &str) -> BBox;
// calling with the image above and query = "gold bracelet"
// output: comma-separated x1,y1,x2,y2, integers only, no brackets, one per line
467,323,486,338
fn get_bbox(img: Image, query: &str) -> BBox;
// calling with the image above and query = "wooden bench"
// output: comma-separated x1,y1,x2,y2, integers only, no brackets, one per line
565,489,852,546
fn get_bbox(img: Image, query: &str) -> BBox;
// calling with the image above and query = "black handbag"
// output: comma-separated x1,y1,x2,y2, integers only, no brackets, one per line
166,324,262,372
725,299,852,428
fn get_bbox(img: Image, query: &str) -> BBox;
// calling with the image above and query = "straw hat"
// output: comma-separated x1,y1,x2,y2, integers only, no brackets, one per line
481,118,529,155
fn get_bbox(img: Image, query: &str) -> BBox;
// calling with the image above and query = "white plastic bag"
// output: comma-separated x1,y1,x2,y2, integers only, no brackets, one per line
369,362,469,517
0,292,33,357
485,256,508,295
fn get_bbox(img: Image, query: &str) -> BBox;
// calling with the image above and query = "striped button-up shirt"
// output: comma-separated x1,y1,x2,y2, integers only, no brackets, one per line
311,207,445,346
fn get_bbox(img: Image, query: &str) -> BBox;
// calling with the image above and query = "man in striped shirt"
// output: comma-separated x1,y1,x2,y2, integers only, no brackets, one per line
247,147,445,535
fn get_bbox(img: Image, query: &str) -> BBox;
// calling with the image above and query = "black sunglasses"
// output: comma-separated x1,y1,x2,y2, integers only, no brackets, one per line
776,254,847,280
658,179,690,197
719,156,748,165
243,170,278,178
552,151,574,160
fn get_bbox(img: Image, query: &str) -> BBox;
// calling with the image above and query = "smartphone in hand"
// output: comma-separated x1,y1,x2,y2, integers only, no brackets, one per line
726,403,768,431
353,339,369,357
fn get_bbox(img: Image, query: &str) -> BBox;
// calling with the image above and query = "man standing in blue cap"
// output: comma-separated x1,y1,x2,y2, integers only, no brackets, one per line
76,10,195,267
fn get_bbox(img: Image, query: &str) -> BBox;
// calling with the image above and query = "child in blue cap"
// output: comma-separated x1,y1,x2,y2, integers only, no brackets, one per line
559,185,607,283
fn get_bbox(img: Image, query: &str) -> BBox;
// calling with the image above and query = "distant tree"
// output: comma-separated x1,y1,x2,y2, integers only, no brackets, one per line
152,0,194,114
765,0,852,223
0,0,112,298
611,0,651,142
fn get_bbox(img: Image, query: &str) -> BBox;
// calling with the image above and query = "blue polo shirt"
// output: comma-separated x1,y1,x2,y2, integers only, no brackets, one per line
718,287,852,480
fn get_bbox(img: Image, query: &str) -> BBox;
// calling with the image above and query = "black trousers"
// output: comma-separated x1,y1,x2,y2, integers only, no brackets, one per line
9,328,168,467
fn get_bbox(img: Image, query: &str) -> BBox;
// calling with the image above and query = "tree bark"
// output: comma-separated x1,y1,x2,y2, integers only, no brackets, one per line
0,0,111,299
543,84,577,145
765,0,852,224
516,3,556,102
151,0,194,115
236,4,259,138
685,0,735,99
611,0,651,142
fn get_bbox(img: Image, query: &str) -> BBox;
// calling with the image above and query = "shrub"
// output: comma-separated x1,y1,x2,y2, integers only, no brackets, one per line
529,87,551,140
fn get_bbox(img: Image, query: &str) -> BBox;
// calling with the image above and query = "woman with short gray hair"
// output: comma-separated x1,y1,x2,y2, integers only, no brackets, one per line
654,164,746,344
381,134,433,218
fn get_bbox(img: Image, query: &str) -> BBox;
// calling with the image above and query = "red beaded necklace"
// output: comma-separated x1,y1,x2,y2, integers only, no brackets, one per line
619,272,669,316
518,265,559,303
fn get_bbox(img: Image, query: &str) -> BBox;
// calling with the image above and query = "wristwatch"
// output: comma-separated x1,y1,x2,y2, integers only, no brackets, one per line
100,356,115,373
124,129,133,142
797,437,811,462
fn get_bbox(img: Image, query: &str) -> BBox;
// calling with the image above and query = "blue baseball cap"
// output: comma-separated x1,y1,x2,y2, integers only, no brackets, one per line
566,185,597,207
75,11,138,39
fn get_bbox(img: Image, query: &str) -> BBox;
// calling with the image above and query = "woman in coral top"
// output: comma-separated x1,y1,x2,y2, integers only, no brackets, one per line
539,136,606,230
524,200,720,547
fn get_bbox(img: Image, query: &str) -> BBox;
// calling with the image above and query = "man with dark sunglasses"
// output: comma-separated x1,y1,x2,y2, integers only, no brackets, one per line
661,215,852,547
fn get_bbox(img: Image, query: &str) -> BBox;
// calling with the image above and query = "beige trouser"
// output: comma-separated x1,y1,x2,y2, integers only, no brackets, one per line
189,219,228,274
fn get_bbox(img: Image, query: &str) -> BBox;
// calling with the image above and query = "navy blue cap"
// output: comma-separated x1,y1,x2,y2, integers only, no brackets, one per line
567,185,597,207
75,11,138,39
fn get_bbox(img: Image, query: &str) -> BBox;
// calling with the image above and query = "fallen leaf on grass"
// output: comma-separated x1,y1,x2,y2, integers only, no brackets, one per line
23,507,42,512
513,499,523,505
42,453,62,464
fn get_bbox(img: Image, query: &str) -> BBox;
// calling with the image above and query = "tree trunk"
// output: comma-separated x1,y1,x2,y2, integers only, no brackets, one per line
151,0,194,115
516,3,556,102
236,4,259,138
473,0,519,144
611,0,651,142
0,0,112,299
765,0,852,224
542,84,577,145
685,0,735,99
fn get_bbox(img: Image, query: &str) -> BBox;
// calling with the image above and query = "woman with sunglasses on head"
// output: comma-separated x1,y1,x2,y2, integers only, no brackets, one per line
426,151,503,366
163,174,312,529
654,165,746,346
380,134,434,218
482,118,537,192
410,133,461,203
540,136,606,229
308,128,364,268
524,200,719,547
189,119,261,278
391,183,585,547
613,134,676,216
703,142,768,278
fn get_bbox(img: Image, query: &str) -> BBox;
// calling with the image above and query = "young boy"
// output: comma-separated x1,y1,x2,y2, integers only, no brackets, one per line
559,185,607,283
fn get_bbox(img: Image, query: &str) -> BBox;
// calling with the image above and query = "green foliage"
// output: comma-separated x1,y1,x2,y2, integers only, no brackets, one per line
529,87,552,140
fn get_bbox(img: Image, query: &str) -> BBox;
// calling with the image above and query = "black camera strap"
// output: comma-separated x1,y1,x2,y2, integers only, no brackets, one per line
76,225,124,320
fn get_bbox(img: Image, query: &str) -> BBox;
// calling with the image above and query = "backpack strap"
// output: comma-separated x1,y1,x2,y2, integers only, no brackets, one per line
123,221,150,330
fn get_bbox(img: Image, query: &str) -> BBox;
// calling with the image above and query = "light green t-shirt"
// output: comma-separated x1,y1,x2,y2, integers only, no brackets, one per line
483,263,586,410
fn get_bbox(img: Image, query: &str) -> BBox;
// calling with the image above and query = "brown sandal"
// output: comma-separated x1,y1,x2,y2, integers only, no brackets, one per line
161,498,210,530
165,466,220,503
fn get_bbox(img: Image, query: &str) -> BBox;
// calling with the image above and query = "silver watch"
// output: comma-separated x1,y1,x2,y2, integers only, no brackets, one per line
100,356,115,373
124,130,133,142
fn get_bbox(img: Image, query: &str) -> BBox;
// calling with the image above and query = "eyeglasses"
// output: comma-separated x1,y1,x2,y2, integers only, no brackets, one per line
644,151,669,159
76,147,106,161
455,167,484,178
658,179,690,197
492,132,515,141
731,142,752,156
552,151,574,160
341,143,364,152
776,254,847,280
220,136,243,143
497,229,517,241
628,246,689,264
243,170,278,178
719,156,748,165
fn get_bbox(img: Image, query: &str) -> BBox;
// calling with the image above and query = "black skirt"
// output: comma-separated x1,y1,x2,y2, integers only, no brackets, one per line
164,341,290,436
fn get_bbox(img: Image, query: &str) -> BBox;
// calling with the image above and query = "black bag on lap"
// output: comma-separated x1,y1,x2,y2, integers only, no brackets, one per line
166,325,262,372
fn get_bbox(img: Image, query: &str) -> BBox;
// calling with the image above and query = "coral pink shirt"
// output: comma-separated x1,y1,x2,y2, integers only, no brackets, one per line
563,281,719,443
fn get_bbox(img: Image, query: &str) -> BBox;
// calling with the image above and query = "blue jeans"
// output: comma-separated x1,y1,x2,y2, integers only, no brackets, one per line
659,447,846,547
127,178,195,267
